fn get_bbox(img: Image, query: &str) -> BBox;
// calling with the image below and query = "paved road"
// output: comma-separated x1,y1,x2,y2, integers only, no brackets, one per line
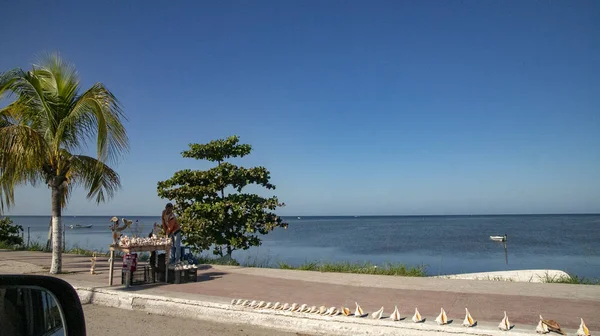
83,304,309,336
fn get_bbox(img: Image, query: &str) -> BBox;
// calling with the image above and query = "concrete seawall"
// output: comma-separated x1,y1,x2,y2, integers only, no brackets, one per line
74,283,538,336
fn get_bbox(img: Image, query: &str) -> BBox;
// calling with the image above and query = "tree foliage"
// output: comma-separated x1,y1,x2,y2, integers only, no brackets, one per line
0,217,23,246
0,53,129,273
0,53,128,210
157,136,287,256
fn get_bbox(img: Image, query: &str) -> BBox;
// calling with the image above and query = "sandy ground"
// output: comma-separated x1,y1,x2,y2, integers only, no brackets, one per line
0,260,44,274
83,304,310,336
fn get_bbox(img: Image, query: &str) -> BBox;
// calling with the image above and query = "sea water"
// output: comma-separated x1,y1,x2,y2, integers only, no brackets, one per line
7,214,600,278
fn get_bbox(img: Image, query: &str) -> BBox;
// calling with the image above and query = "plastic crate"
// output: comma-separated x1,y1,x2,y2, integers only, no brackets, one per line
153,270,165,283
167,268,188,284
187,268,198,282
149,253,166,273
121,265,149,285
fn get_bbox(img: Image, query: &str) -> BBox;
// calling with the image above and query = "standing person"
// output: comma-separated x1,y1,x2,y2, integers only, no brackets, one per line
162,203,181,264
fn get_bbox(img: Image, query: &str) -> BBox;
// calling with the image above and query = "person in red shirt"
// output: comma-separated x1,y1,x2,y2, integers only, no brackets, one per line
161,203,181,264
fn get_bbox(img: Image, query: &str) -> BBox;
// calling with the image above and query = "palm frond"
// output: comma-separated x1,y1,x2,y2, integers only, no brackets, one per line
0,99,31,127
0,53,128,213
58,83,129,164
0,179,16,213
35,53,79,102
0,68,58,135
0,124,47,210
69,155,121,204
0,124,47,179
0,105,15,128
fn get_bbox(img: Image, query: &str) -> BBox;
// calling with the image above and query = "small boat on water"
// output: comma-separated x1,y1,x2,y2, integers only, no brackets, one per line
70,224,93,229
490,234,507,242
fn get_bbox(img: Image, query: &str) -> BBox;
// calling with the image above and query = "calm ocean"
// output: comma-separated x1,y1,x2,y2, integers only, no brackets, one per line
7,214,600,278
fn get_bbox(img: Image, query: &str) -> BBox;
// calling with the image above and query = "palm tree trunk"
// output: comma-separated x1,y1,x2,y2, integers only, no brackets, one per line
45,218,52,251
49,186,62,274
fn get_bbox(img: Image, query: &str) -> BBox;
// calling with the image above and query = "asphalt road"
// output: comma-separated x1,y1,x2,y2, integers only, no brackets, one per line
83,304,310,336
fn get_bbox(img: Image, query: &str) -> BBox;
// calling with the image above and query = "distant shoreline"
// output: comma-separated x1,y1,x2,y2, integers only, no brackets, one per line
4,213,600,217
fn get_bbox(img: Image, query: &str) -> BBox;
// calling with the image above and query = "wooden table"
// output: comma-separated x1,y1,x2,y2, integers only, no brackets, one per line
108,244,171,287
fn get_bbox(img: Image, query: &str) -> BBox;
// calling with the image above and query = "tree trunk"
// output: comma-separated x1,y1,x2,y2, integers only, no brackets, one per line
49,186,62,274
45,219,52,251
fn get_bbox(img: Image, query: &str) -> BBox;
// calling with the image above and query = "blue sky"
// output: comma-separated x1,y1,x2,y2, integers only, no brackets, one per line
1,1,599,216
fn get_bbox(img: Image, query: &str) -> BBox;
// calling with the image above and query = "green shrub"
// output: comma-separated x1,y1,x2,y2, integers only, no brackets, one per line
0,217,24,246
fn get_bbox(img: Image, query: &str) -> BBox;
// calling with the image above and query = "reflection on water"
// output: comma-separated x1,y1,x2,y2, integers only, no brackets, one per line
10,214,600,277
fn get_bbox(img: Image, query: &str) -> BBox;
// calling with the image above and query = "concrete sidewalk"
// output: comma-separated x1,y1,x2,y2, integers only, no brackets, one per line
1,250,598,335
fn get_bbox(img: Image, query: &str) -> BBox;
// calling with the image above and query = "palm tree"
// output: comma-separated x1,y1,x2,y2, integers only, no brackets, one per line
0,53,129,274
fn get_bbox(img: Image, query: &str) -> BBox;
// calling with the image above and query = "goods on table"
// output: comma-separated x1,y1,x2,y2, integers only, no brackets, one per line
168,262,198,270
110,217,131,245
118,235,171,248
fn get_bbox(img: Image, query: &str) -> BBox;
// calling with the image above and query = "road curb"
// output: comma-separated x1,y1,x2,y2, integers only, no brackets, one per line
74,285,536,336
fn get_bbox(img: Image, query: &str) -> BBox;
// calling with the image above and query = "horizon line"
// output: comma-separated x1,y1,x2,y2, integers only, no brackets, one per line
3,212,599,217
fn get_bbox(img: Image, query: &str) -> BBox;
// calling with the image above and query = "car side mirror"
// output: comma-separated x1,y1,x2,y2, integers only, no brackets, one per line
0,275,86,336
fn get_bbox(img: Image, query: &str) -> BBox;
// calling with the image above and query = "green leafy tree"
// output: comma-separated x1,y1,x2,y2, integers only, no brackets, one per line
0,217,23,246
157,136,287,257
0,53,129,273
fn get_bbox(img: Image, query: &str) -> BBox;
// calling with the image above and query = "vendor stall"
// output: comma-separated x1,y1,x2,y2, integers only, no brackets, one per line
107,217,198,286
107,222,172,286
108,242,171,287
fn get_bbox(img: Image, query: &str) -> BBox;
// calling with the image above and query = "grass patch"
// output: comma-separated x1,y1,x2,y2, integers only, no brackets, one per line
195,254,273,268
240,255,273,268
26,241,47,251
195,256,426,277
196,255,240,266
66,245,111,258
278,261,427,277
541,272,600,285
0,240,48,251
1,240,117,258
0,241,20,250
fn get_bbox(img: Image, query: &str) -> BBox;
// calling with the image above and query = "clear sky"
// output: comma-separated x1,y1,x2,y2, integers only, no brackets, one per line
1,1,599,216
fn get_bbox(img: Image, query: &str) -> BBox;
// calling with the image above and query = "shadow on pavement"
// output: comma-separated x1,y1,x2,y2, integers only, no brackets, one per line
115,282,168,292
196,271,226,282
